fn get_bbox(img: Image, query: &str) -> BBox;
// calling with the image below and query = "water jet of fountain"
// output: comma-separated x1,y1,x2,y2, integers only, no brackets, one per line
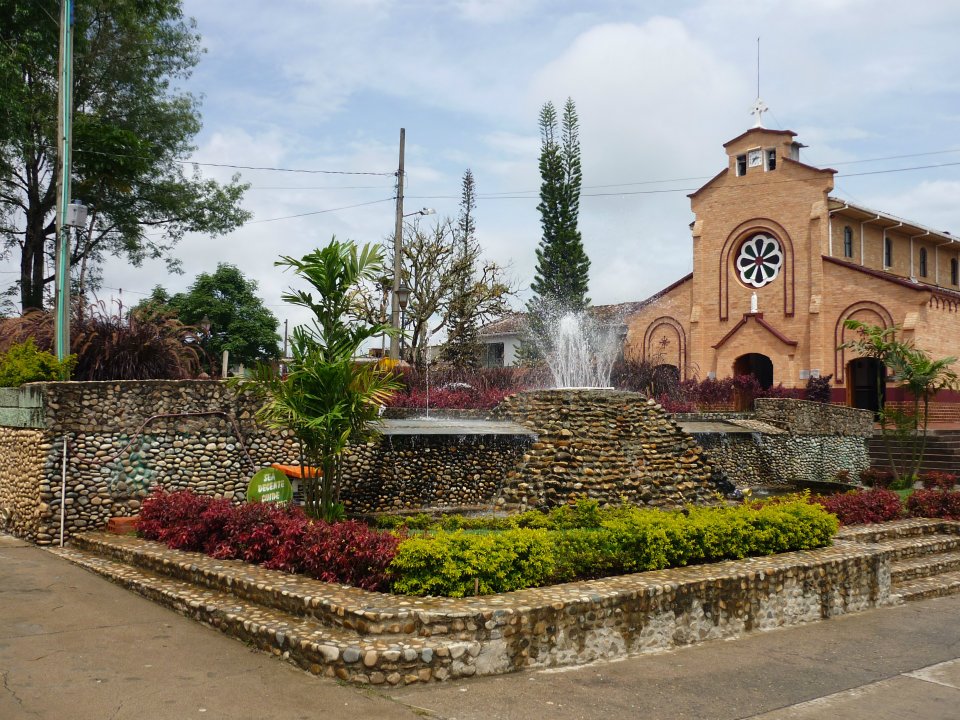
534,309,621,389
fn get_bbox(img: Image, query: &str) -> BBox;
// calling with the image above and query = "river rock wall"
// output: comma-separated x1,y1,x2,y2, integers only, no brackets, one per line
491,390,721,509
0,381,530,543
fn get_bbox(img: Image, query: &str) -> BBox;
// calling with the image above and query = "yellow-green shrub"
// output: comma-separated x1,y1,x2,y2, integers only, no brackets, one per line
388,499,838,597
389,528,555,597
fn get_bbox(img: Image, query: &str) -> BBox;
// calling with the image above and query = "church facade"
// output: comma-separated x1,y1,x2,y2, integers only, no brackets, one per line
624,125,960,416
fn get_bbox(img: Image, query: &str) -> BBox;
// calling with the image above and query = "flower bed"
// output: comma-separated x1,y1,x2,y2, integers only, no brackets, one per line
812,486,960,525
139,491,839,597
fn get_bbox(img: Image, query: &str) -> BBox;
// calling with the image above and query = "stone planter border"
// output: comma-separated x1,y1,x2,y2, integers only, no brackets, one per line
54,524,928,684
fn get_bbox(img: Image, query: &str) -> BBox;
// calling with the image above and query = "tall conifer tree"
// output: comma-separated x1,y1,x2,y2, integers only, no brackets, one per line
526,98,590,353
440,169,482,369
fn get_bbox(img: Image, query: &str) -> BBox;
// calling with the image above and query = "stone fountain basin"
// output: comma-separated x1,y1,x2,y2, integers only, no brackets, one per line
379,418,534,437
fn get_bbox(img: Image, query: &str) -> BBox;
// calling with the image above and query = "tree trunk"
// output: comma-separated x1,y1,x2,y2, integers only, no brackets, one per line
21,217,48,311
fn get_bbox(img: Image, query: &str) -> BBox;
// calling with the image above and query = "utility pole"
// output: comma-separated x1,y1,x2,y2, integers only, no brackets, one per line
389,128,405,360
54,0,75,361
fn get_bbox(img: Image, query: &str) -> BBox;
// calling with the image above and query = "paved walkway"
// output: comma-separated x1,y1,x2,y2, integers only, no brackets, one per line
3,533,960,719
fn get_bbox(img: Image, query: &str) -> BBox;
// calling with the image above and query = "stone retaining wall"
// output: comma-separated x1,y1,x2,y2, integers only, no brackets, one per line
0,383,875,543
63,530,900,682
0,381,529,543
755,398,875,436
695,433,869,486
686,400,873,487
0,427,47,538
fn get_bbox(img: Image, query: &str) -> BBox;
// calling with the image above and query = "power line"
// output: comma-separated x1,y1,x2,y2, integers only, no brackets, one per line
246,184,392,191
33,141,960,192
406,159,960,201
244,197,396,224
72,148,395,176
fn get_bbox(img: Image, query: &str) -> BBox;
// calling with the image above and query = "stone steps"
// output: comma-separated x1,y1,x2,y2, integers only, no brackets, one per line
836,518,946,543
893,569,960,602
873,533,960,561
891,550,960,584
69,532,480,638
52,544,478,685
838,518,960,601
867,432,960,475
54,529,899,684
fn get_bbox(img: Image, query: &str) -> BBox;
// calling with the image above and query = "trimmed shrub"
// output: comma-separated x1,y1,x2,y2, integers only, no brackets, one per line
813,489,903,525
906,489,960,520
297,520,401,590
859,467,894,489
805,374,833,403
388,500,838,596
389,529,555,597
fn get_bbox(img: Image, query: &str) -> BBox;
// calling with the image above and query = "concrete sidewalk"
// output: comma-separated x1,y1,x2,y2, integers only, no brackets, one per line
3,533,960,720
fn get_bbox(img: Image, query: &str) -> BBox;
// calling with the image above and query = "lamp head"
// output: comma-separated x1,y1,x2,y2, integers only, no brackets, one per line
396,284,412,310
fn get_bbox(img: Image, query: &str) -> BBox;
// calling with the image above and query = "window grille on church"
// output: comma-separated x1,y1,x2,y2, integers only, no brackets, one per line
952,257,959,286
919,247,928,278
884,237,893,268
843,226,853,258
736,155,747,176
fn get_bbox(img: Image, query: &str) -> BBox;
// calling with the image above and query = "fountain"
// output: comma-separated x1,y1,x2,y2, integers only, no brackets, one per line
538,310,621,389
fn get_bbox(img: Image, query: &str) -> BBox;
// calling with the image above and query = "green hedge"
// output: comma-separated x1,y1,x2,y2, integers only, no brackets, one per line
387,500,837,596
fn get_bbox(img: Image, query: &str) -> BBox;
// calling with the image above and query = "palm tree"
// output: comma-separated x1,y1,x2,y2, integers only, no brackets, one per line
841,319,958,481
240,239,400,520
887,346,959,479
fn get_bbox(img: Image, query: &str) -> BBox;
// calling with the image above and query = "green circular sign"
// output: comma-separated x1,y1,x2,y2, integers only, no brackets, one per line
246,467,293,504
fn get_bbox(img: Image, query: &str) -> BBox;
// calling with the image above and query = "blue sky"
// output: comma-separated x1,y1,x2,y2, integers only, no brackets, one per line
8,0,960,331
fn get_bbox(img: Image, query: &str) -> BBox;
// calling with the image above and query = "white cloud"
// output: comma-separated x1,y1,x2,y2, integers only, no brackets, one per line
867,180,960,235
526,18,747,302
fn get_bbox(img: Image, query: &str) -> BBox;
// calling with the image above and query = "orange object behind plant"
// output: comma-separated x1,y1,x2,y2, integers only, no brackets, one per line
270,463,322,479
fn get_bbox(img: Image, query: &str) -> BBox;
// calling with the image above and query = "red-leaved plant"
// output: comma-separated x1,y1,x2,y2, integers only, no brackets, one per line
813,489,903,526
920,471,958,491
907,489,960,520
137,489,398,590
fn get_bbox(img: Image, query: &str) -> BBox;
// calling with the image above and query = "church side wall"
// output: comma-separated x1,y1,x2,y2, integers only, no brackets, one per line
623,279,693,376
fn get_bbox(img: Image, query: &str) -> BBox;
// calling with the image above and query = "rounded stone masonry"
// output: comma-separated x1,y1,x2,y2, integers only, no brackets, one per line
490,389,723,509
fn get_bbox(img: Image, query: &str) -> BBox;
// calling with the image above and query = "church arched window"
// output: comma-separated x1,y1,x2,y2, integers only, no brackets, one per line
919,247,928,278
884,237,893,268
843,226,853,258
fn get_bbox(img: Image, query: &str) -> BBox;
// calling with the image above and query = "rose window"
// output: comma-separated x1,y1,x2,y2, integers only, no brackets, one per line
735,234,783,288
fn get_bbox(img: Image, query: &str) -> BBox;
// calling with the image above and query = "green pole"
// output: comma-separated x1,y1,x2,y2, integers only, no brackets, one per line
54,0,74,361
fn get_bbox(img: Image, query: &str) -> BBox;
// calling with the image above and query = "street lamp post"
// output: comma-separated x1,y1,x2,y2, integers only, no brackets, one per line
396,284,411,361
388,188,436,360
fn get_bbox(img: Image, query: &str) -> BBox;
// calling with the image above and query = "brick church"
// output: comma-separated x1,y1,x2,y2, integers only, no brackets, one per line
624,117,960,417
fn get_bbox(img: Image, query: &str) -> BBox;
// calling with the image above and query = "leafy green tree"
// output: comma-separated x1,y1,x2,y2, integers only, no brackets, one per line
239,240,401,521
841,319,959,480
0,0,250,311
149,264,280,370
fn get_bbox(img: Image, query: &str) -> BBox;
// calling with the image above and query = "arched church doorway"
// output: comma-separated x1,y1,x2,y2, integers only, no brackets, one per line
847,358,886,415
732,353,773,411
733,353,774,389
